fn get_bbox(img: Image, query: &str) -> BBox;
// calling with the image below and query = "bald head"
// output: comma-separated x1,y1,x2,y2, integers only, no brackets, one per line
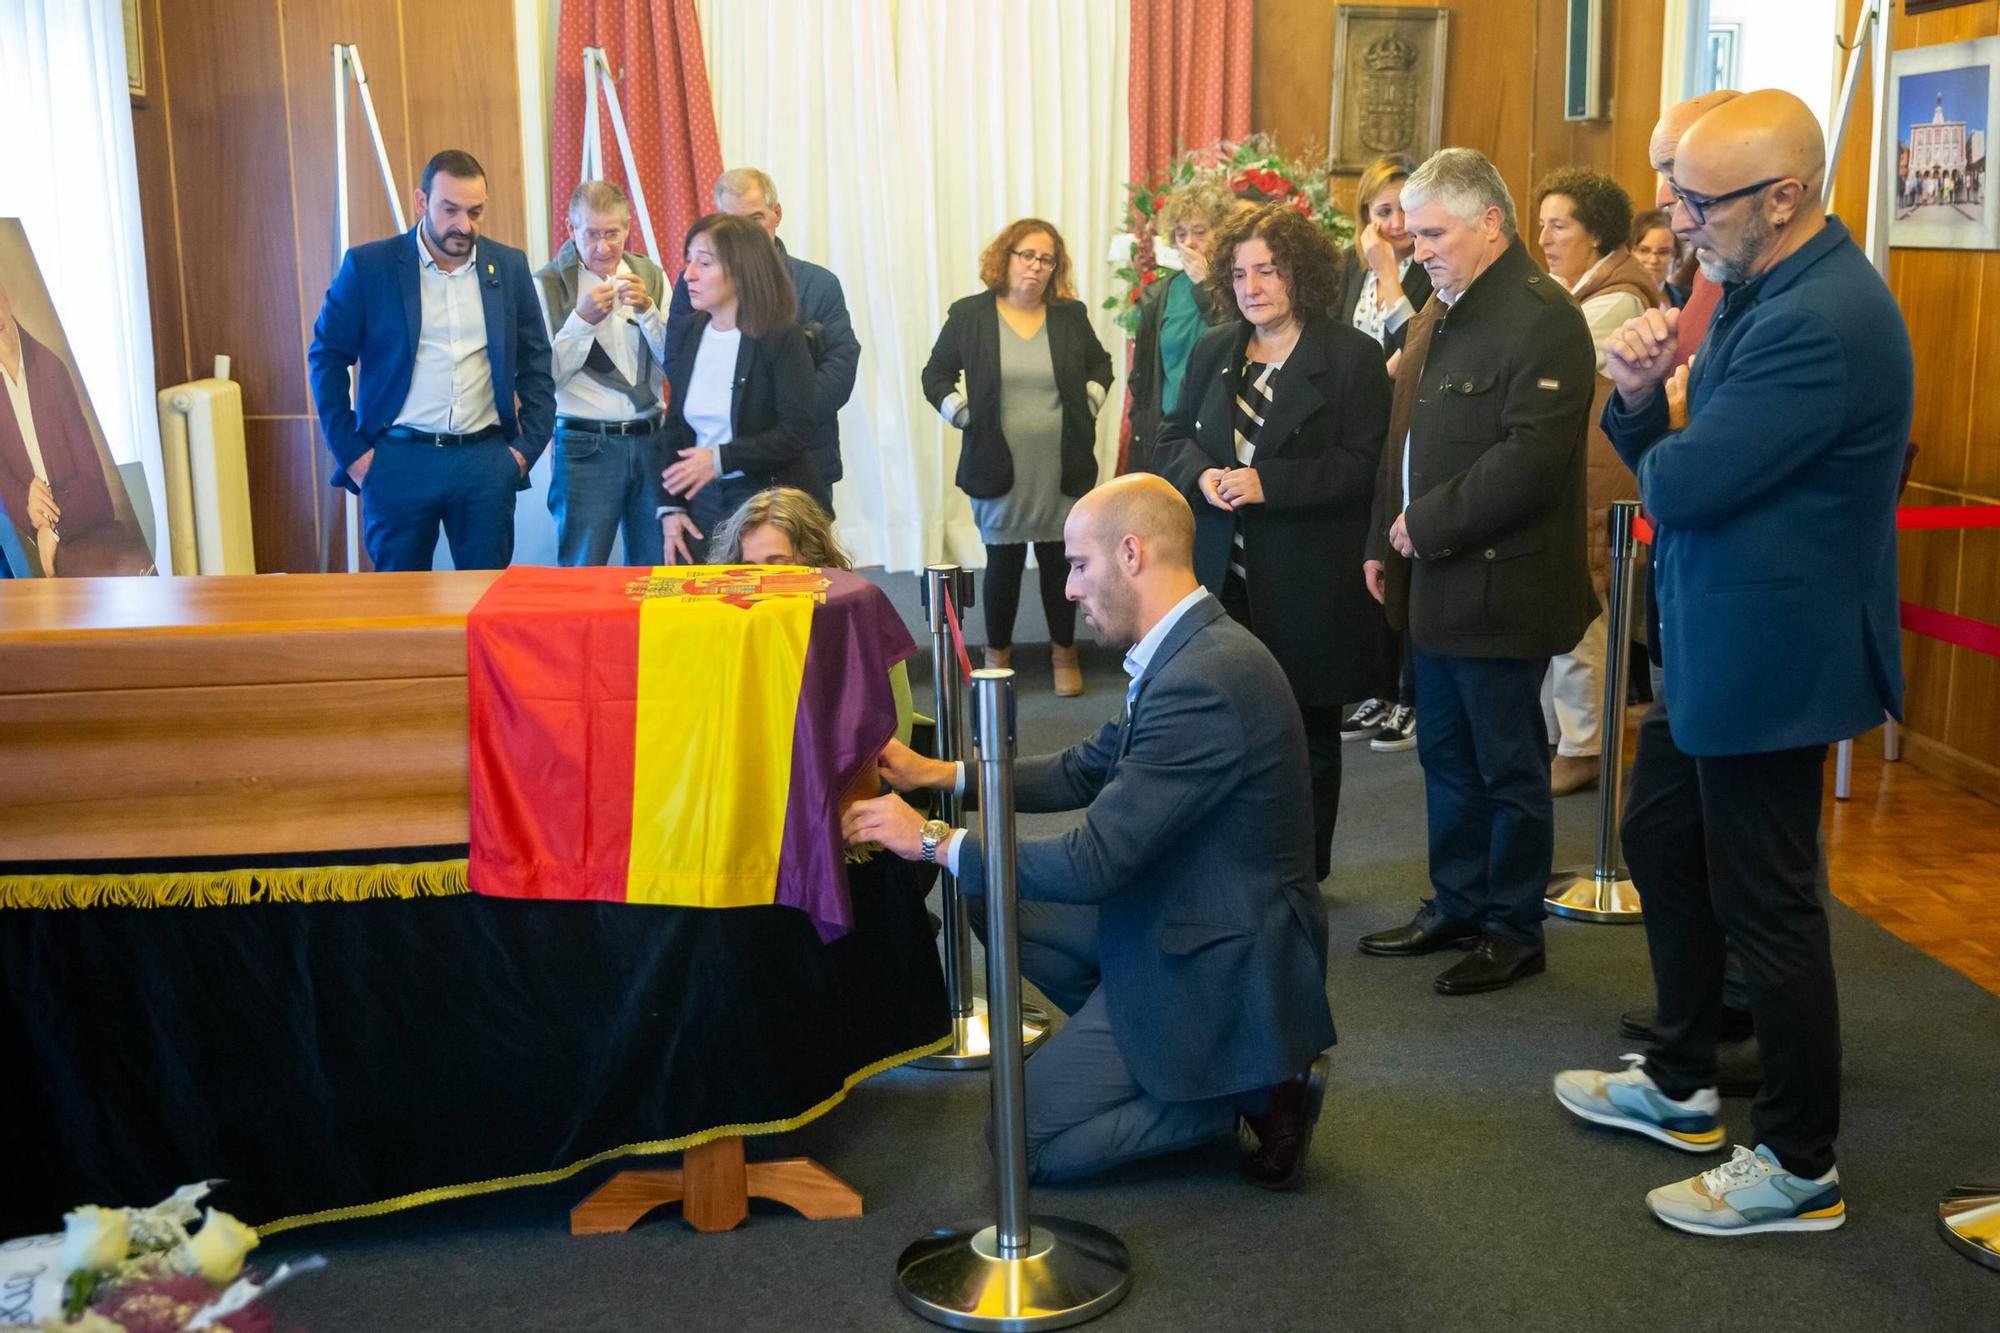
1650,89,1741,174
1072,473,1195,571
1677,89,1827,198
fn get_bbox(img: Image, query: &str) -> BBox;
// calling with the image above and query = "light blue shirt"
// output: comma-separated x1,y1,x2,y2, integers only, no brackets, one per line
943,584,1209,873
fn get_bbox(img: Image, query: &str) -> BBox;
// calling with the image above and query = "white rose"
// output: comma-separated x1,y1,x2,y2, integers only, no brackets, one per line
58,1206,129,1273
177,1209,258,1285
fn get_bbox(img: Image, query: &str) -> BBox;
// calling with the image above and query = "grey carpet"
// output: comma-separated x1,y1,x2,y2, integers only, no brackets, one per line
263,575,2000,1331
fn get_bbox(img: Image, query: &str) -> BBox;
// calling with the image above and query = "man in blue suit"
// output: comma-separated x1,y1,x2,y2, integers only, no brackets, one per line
1553,92,1911,1237
846,474,1335,1189
309,149,555,570
666,167,859,516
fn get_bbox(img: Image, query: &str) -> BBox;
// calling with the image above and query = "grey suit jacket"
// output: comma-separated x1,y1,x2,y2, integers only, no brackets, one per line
957,595,1335,1103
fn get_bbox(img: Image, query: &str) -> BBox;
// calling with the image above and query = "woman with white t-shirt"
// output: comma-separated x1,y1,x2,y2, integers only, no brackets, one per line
657,213,815,562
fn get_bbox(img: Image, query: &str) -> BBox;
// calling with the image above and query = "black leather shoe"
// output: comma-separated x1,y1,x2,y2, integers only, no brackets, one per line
1358,903,1482,956
1617,1004,1755,1044
1240,1051,1332,1191
1433,934,1546,994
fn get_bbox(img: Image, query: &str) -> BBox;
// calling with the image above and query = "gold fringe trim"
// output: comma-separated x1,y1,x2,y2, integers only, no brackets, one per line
251,1032,955,1235
0,860,471,911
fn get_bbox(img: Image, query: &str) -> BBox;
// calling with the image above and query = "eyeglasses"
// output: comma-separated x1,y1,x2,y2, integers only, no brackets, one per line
1668,176,1786,226
1011,249,1057,271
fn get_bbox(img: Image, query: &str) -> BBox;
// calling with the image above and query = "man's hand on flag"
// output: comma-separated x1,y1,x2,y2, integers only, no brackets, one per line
843,792,926,859
877,737,956,792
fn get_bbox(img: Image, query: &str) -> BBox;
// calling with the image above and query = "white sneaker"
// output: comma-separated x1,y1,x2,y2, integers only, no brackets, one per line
1647,1143,1846,1236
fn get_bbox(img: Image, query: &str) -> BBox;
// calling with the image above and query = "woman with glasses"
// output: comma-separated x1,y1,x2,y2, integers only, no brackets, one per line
657,213,815,562
1127,181,1231,473
922,218,1113,696
1152,203,1392,883
1628,208,1688,309
1332,153,1435,754
1533,168,1662,797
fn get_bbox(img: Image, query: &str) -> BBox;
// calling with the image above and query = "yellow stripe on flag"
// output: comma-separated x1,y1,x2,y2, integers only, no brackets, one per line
626,567,816,906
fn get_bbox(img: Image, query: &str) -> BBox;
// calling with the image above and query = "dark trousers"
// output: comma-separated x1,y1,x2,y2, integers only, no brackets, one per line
1622,700,1840,1178
360,439,518,571
687,475,769,561
1412,647,1553,944
548,425,666,566
982,541,1074,649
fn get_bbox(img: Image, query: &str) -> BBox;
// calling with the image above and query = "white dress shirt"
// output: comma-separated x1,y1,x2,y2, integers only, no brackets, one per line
394,230,500,434
549,258,667,421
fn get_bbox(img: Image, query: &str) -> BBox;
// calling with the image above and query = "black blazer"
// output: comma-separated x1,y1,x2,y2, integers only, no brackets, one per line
921,292,1115,499
658,312,818,503
1330,246,1434,360
1366,238,1598,660
1126,271,1219,472
1153,314,1394,707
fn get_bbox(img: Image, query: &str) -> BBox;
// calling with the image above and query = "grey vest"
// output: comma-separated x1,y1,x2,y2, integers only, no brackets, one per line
534,239,668,414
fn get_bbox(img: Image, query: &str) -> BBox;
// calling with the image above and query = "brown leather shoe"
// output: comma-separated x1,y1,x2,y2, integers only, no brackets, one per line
1050,643,1083,696
1240,1051,1332,1191
1551,754,1600,796
982,646,1012,671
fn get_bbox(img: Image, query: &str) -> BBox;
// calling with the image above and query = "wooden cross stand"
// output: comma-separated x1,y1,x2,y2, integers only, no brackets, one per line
571,1136,863,1234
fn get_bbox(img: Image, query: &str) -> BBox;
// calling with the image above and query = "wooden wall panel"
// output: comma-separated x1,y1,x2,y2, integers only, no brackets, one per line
154,0,311,417
242,420,323,575
131,0,187,391
1950,531,2000,770
397,4,528,249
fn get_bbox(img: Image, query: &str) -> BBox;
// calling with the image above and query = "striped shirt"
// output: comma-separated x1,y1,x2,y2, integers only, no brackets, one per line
1229,357,1282,581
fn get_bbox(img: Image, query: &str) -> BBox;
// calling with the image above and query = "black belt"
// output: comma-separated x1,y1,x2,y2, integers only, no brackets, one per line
556,415,661,438
382,425,505,447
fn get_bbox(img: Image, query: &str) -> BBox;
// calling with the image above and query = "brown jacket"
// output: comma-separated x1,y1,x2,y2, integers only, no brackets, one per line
1571,247,1661,592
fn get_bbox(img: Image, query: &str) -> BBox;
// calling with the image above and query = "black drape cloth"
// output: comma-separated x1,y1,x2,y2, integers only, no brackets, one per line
0,849,947,1234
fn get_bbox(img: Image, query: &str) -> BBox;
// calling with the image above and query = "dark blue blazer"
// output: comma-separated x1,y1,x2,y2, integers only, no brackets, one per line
1604,217,1910,756
308,229,555,494
956,594,1335,1104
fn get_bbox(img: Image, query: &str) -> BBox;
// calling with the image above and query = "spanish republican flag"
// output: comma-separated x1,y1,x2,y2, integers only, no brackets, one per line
466,565,917,939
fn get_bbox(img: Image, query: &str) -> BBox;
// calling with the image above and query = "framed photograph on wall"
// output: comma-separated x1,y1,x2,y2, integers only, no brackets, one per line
1888,37,1999,251
1328,6,1449,174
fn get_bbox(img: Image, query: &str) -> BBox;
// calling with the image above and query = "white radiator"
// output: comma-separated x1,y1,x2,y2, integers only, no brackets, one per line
156,356,255,574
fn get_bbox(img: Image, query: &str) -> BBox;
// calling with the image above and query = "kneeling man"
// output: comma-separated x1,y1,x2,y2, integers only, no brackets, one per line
846,474,1335,1188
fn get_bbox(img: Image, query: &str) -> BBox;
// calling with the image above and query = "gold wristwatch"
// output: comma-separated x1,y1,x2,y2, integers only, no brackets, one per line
920,819,952,864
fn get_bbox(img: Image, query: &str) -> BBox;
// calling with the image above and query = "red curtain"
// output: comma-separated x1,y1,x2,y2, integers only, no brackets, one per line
1127,0,1255,184
548,0,724,261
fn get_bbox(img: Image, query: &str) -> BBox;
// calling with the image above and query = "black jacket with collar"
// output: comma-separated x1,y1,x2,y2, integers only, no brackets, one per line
921,291,1115,500
1153,313,1395,706
657,312,817,503
1366,236,1598,659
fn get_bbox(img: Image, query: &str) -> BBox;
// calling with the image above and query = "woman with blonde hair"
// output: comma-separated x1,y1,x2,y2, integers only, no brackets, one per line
1127,181,1231,470
921,218,1113,696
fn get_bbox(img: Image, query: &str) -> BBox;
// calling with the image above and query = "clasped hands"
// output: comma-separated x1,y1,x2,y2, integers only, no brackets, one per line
575,273,653,325
840,738,956,861
1198,465,1264,511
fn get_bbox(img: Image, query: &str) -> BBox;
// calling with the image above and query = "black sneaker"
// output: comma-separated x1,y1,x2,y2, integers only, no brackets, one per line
1370,704,1416,752
1339,698,1392,740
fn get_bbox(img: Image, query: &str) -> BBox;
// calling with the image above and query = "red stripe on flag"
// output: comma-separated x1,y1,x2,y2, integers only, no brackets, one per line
1896,505,2000,530
1900,601,2000,659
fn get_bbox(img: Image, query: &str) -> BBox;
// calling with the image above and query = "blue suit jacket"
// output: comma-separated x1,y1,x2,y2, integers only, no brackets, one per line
308,229,555,493
1604,217,1910,756
957,594,1335,1103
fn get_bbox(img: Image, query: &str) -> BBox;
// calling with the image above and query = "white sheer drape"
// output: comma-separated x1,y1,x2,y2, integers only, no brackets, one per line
697,0,1130,570
0,0,168,567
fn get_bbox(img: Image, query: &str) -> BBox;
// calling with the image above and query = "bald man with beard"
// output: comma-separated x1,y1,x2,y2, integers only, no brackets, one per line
1553,91,1911,1237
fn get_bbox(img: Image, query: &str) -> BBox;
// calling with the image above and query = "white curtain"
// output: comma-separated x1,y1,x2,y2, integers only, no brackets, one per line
0,0,168,568
697,0,1130,570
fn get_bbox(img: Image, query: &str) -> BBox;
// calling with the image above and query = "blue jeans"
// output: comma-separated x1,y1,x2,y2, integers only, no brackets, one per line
1412,647,1554,944
548,425,665,566
360,439,518,571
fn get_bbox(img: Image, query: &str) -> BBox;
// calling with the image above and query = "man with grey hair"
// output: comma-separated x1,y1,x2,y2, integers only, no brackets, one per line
1359,147,1597,994
534,179,671,564
667,167,860,516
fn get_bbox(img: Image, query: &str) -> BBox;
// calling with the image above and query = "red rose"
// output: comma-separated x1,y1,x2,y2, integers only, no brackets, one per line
1232,171,1254,194
1292,196,1312,215
1140,268,1161,285
1273,176,1296,195
1256,169,1281,193
1151,192,1168,212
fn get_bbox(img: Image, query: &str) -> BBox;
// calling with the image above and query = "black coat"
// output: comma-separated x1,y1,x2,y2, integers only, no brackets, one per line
921,292,1115,499
1126,271,1219,472
1153,314,1394,707
657,312,818,500
1330,246,1434,359
1366,238,1598,659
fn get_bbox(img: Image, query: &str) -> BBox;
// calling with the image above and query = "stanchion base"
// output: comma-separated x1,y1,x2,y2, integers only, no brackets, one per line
896,1217,1132,1331
1546,868,1644,924
913,995,1052,1070
1939,1184,2000,1271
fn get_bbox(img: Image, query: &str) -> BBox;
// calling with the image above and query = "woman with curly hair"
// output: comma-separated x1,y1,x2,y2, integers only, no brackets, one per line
1152,202,1393,882
1533,168,1662,796
1126,181,1231,470
921,218,1114,695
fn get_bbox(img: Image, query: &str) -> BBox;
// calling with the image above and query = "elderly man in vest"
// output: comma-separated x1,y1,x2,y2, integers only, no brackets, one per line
536,180,671,565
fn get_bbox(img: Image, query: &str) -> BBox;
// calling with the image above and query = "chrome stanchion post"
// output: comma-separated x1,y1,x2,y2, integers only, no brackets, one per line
1939,1181,2000,1271
1548,500,1644,923
915,567,1048,1071
896,669,1132,1330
